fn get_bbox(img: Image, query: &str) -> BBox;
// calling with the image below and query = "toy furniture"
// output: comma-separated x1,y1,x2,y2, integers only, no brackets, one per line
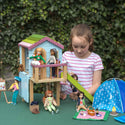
73,110,110,121
18,34,67,109
0,78,9,103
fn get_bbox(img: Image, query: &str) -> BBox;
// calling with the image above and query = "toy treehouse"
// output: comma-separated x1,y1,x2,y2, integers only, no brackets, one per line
18,34,67,108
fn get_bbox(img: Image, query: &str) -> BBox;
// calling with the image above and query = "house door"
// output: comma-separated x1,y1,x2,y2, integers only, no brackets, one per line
19,72,30,103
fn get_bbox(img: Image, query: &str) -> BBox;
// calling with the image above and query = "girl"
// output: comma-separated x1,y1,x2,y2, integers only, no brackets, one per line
61,24,104,99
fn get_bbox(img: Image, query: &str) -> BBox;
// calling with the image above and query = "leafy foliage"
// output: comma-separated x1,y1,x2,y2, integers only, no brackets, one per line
0,0,125,81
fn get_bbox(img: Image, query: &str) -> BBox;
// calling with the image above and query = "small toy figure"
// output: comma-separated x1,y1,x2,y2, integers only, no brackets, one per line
96,108,102,117
69,74,79,101
46,48,57,77
18,64,24,72
8,76,21,105
27,48,46,65
76,92,87,112
43,90,59,114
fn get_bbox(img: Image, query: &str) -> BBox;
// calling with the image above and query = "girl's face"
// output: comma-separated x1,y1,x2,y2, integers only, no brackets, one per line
72,36,92,59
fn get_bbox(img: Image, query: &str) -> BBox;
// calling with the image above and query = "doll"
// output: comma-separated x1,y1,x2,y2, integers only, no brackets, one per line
8,76,21,105
46,48,57,77
76,92,87,112
43,90,59,114
27,48,46,65
69,74,79,101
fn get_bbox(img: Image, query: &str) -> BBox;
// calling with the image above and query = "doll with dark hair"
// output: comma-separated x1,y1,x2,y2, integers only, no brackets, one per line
76,92,87,112
47,48,57,77
69,74,79,101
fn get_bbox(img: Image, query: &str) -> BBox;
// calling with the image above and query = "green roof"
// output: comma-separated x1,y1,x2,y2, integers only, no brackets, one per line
23,34,46,44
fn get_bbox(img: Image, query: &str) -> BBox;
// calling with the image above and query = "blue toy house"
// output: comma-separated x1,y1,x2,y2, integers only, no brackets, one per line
18,34,67,106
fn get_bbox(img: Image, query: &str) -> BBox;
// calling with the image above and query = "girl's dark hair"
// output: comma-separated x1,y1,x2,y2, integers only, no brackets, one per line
68,24,94,52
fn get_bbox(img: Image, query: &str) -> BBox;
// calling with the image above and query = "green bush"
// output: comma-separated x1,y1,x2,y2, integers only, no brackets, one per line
0,0,125,81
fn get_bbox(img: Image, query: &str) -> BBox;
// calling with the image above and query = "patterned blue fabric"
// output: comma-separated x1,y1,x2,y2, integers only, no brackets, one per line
117,80,125,112
93,79,124,113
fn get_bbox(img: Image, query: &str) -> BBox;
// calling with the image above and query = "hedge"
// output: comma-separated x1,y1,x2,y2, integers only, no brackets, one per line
0,0,125,81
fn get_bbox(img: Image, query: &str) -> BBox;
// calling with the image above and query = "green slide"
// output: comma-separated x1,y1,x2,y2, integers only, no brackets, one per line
61,73,93,102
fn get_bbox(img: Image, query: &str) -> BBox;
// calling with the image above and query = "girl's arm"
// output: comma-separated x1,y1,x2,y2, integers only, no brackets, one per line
87,70,102,95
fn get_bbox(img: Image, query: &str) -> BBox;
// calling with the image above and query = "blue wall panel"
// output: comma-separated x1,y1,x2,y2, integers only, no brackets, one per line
19,72,30,103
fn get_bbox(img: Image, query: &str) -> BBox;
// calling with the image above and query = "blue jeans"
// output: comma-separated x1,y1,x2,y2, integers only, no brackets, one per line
12,90,19,104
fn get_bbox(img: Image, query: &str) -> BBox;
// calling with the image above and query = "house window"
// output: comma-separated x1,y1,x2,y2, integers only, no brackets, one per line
21,47,29,73
25,48,29,72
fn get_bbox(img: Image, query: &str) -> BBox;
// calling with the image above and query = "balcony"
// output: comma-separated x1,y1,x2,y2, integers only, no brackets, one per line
31,63,67,84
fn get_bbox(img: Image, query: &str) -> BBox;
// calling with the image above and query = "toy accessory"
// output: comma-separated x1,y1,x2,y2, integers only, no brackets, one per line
73,110,110,121
93,78,125,113
114,115,125,123
87,106,96,116
110,106,118,116
0,78,10,104
30,101,40,114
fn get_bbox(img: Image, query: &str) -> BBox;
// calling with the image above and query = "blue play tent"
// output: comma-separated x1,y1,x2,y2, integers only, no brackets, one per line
93,78,125,113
